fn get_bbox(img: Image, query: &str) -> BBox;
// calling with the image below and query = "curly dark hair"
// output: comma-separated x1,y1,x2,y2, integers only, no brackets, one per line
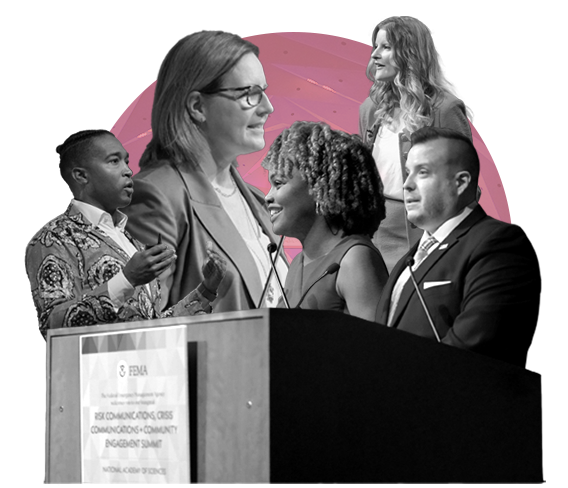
263,121,385,236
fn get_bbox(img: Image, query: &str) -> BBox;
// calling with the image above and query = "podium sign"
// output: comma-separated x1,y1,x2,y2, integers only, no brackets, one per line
79,326,190,483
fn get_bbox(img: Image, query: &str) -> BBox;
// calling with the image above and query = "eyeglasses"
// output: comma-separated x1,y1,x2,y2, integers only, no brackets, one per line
202,84,268,108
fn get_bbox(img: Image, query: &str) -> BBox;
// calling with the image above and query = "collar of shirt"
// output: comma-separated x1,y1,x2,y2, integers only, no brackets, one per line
418,204,476,251
71,199,128,231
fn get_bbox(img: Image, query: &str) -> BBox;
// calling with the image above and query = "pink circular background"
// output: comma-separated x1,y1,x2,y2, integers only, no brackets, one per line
72,30,514,259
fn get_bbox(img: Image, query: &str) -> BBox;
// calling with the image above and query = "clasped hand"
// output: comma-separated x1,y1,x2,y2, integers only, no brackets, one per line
201,245,227,295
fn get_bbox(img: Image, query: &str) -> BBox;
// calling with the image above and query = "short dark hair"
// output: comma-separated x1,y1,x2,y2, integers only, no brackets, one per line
57,129,115,185
262,121,386,237
410,127,480,185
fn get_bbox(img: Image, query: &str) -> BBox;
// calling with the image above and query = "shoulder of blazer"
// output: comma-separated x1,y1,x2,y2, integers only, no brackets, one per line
455,204,487,231
431,93,472,139
136,158,220,206
433,92,464,113
437,206,514,257
453,207,530,251
388,206,485,277
360,96,376,122
133,159,189,196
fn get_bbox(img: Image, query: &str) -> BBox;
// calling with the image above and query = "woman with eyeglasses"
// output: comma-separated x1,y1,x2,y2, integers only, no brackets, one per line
359,16,473,272
124,31,287,313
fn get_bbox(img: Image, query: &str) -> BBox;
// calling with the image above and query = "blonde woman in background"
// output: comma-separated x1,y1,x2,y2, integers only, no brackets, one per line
359,16,473,272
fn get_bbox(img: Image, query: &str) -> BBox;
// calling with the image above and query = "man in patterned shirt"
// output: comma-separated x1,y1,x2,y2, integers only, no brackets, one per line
26,129,226,339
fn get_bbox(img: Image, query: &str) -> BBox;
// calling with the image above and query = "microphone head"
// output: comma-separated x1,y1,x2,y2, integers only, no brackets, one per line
267,242,278,253
405,256,415,268
327,263,340,275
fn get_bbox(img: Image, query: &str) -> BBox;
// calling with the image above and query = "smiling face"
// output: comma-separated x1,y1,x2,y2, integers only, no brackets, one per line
371,29,398,83
265,165,317,242
79,134,133,214
200,52,274,166
403,139,463,234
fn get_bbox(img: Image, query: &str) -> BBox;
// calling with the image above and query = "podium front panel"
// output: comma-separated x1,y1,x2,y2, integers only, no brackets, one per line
46,310,271,483
45,308,542,483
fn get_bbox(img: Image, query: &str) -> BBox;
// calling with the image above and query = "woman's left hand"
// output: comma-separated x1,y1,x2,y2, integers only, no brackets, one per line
202,242,227,294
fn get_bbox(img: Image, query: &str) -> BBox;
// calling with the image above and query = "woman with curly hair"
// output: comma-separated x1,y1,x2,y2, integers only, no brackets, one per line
359,16,473,272
263,121,388,321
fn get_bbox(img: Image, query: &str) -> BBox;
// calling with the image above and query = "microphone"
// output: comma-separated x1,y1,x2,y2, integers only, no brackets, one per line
257,236,290,309
405,257,441,342
295,263,340,309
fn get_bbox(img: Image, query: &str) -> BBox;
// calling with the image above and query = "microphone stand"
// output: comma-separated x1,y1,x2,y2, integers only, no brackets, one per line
269,239,290,309
406,257,441,342
257,236,289,309
295,263,340,309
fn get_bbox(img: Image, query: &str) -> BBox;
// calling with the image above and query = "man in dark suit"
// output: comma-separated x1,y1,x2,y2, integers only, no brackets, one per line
375,127,540,367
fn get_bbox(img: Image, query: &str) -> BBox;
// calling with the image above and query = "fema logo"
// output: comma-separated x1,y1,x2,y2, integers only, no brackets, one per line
117,360,128,378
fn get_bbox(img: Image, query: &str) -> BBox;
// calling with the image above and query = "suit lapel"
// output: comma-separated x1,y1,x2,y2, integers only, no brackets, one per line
389,244,449,327
376,240,418,325
422,205,487,275
388,206,487,327
173,164,267,303
384,242,418,327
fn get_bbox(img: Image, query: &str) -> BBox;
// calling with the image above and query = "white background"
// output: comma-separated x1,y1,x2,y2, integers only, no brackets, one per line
1,1,565,485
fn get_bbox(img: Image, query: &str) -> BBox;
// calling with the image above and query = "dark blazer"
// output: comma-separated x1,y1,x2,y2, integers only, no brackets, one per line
124,160,283,313
375,206,541,367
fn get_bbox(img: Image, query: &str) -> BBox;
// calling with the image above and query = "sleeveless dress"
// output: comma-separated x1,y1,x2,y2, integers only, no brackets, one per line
282,235,386,313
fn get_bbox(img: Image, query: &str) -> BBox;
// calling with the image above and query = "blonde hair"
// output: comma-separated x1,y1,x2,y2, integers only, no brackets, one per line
366,16,464,132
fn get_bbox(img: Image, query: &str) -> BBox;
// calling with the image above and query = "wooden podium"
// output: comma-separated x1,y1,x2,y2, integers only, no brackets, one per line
45,308,542,483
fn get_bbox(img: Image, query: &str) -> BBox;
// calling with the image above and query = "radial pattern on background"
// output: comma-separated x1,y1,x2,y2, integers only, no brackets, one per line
72,30,514,264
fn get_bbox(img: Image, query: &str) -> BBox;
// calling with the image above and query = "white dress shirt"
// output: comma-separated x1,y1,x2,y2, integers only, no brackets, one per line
71,199,140,307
